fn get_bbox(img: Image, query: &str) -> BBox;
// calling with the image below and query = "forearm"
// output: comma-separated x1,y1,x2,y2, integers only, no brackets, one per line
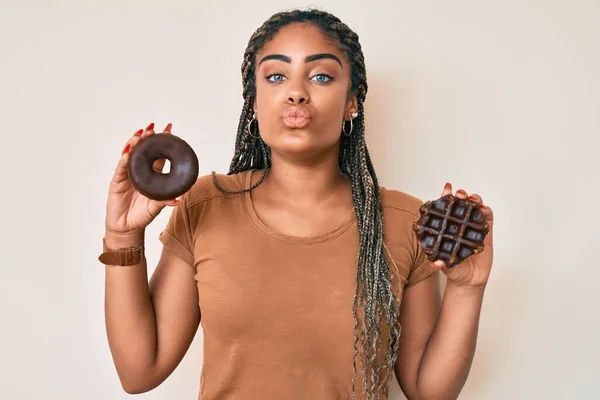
104,230,159,391
416,282,486,399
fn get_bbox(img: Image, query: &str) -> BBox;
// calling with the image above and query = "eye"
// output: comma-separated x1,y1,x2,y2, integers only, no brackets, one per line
311,74,333,83
266,73,286,82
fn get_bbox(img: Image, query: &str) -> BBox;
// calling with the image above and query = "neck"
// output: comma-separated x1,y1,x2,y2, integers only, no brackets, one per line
258,148,349,206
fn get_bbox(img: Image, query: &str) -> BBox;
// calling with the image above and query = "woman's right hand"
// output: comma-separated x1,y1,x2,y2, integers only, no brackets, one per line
105,122,181,239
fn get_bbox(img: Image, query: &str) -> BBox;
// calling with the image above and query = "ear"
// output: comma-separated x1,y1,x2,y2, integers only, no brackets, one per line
345,96,358,120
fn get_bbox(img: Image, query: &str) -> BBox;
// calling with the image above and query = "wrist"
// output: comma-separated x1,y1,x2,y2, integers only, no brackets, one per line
104,229,145,248
445,280,487,296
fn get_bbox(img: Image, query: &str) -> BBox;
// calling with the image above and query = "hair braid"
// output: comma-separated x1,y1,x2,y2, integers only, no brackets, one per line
213,8,402,399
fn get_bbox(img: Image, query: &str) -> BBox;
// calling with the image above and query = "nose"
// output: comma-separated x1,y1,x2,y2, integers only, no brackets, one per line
286,81,310,104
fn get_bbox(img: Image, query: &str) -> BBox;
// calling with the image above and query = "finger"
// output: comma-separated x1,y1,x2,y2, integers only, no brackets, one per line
455,188,468,199
441,182,453,197
479,203,494,232
431,260,446,269
112,150,130,184
468,193,483,206
111,130,144,184
480,203,493,219
469,193,493,221
141,122,155,138
466,193,493,243
153,157,168,173
153,123,173,172
128,133,143,149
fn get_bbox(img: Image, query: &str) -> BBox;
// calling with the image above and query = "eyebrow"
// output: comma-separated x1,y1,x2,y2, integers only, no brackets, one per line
258,53,343,68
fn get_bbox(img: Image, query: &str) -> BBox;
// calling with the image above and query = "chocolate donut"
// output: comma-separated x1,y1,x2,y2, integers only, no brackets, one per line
127,133,199,201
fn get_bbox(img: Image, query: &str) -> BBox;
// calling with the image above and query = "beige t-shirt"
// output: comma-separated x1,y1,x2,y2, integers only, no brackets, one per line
159,170,437,400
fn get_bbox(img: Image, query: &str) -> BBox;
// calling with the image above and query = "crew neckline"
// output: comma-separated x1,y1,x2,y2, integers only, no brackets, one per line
243,169,356,245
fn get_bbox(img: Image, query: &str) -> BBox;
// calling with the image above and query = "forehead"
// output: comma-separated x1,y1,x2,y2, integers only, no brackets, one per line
257,22,345,61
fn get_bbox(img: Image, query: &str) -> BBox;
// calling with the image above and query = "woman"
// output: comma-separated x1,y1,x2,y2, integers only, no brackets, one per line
101,8,494,400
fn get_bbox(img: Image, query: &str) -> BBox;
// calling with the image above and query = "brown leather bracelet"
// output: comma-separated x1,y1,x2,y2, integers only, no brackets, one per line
98,237,145,266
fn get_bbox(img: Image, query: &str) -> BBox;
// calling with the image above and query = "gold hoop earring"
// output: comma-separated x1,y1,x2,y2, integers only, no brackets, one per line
248,112,260,139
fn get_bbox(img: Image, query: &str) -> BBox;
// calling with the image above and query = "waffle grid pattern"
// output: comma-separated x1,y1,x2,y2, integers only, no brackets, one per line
413,194,489,268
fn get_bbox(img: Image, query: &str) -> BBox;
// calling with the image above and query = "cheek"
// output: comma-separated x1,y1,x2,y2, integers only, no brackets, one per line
317,91,348,125
254,84,280,116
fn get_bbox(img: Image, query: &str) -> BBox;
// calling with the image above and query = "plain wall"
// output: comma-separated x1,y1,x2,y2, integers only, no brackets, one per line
1,0,599,399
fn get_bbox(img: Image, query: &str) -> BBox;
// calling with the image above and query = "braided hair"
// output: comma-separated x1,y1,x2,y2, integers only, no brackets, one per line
212,8,402,399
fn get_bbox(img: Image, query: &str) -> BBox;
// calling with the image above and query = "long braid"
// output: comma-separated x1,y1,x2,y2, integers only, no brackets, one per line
213,9,403,399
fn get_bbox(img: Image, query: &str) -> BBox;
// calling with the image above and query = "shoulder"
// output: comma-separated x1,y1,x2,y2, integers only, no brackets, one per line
378,186,437,285
181,170,250,208
378,185,424,250
379,186,424,220
378,186,424,252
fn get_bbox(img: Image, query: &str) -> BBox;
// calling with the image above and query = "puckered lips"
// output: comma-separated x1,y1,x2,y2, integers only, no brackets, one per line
281,105,311,128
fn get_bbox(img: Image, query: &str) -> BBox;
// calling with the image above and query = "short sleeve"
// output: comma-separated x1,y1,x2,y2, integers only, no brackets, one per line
159,195,195,268
405,202,438,287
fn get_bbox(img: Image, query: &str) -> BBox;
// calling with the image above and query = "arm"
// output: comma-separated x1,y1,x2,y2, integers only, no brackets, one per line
394,272,486,399
104,230,201,394
395,184,494,399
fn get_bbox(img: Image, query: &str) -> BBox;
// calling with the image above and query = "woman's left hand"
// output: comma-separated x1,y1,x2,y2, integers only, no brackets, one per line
430,183,494,288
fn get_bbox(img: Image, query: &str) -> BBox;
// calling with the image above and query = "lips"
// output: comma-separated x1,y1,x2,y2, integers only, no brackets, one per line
282,106,311,128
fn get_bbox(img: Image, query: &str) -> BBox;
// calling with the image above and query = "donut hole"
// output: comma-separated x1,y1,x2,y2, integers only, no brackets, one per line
152,158,171,174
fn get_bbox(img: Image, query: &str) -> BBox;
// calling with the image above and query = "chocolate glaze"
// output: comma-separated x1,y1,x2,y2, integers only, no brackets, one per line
127,133,199,201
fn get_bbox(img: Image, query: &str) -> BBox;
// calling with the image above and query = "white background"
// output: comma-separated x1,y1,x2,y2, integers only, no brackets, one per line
1,0,599,399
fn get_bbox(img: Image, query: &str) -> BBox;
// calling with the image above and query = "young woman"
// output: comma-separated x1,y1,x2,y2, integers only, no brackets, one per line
101,8,494,400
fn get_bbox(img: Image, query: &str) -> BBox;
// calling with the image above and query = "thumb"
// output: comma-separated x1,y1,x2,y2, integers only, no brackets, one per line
147,197,182,218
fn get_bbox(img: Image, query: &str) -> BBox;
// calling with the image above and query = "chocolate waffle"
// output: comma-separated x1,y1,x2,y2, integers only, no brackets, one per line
412,194,489,268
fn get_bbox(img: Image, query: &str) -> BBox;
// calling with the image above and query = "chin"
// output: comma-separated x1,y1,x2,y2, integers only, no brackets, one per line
272,137,316,155
265,131,339,159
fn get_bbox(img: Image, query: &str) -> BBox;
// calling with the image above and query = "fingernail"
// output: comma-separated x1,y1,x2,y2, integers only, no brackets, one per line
134,129,143,136
444,182,451,188
457,189,466,194
122,143,131,154
146,122,154,130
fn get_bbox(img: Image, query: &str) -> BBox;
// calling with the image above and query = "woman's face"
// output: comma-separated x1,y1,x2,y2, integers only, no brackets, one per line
253,22,357,160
